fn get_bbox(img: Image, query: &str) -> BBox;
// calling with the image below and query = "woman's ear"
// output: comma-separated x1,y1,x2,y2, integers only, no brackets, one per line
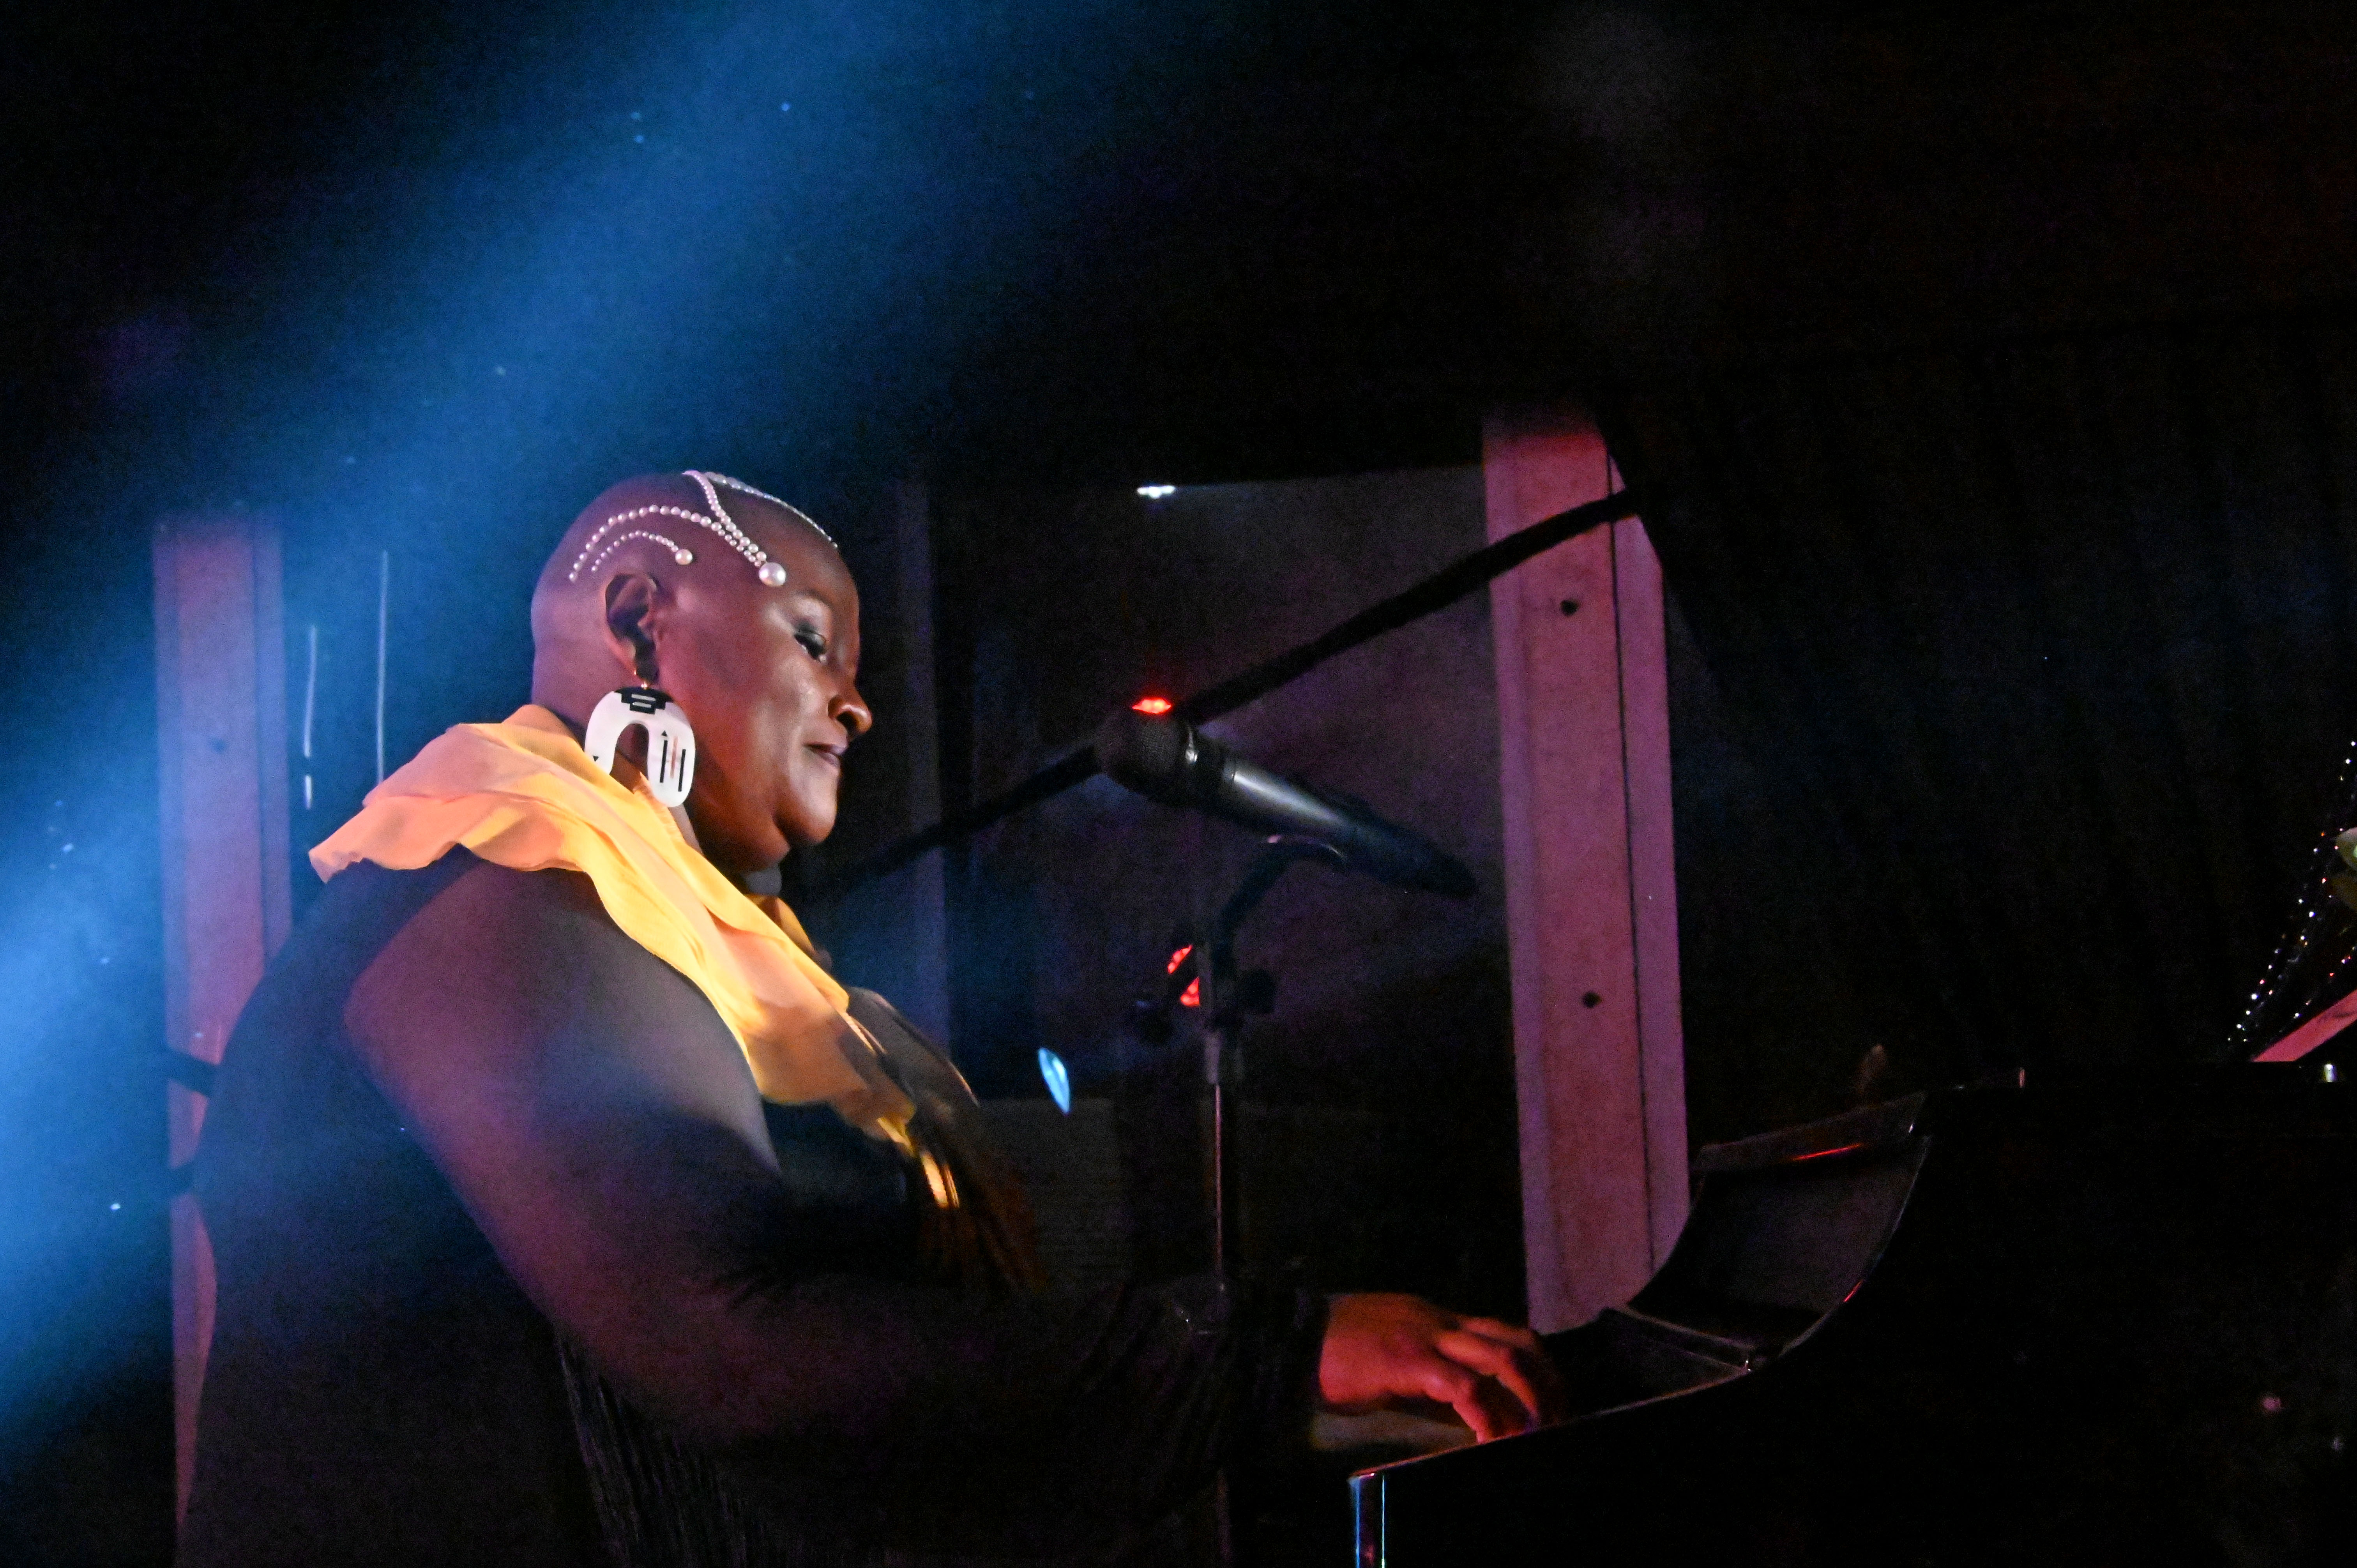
601,573,664,684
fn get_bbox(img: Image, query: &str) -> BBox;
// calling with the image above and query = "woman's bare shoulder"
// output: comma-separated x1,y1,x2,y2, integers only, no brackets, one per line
343,859,717,1063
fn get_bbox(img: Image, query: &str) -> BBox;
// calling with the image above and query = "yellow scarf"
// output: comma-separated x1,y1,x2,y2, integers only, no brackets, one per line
310,705,914,1139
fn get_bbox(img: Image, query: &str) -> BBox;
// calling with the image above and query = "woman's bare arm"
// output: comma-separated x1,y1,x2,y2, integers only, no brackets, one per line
343,860,1326,1553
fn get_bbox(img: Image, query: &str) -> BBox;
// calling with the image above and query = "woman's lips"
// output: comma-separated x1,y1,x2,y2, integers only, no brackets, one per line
803,742,843,769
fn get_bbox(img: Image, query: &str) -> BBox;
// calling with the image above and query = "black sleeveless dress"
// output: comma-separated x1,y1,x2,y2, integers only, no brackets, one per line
178,855,1323,1567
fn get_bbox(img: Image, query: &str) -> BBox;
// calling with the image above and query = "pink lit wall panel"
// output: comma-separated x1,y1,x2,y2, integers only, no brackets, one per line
1486,416,1687,1332
153,514,290,1523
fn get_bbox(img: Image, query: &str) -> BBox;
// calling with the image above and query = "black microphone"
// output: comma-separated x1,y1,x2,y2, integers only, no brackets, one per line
1094,710,1476,897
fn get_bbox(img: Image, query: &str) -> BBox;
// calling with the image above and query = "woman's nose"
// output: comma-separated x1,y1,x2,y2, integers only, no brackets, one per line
832,684,873,738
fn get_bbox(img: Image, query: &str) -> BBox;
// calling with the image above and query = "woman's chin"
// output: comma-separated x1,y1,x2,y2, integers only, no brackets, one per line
778,805,837,853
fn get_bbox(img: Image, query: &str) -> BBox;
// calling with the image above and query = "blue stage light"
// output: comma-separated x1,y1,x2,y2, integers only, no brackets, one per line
1037,1047,1073,1115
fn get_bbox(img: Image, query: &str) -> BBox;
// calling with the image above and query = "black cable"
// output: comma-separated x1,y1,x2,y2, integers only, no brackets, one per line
826,486,1643,894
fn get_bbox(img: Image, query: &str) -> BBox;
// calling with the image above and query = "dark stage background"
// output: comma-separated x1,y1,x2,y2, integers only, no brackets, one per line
11,0,2357,1562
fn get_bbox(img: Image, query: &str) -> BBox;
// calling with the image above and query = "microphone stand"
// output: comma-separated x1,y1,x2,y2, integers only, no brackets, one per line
1198,840,1339,1280
1188,839,1343,1568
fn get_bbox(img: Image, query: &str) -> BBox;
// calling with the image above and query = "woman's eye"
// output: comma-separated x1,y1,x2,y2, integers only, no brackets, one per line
794,629,828,660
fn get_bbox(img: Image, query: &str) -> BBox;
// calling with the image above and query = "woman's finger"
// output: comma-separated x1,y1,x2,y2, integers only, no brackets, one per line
1445,1318,1566,1421
1455,1315,1545,1354
1432,1329,1546,1428
1418,1358,1526,1442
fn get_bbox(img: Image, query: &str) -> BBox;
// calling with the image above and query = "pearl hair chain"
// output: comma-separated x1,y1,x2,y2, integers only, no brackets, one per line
586,528,694,576
565,471,837,588
693,470,837,550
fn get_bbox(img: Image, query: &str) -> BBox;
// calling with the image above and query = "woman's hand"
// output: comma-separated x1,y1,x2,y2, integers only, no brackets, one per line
1317,1293,1565,1442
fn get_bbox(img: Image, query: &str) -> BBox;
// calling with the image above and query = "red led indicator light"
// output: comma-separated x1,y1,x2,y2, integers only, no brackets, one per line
1131,696,1174,715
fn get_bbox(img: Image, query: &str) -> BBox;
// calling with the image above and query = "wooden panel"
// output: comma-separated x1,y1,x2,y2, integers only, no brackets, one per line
1614,512,1690,1267
154,514,290,1523
1486,414,1687,1332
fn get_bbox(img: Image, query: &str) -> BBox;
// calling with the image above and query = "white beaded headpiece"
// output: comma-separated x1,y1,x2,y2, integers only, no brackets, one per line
565,470,837,588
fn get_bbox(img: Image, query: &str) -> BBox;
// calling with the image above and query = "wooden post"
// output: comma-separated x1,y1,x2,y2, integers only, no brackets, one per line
154,515,291,1523
1486,413,1687,1332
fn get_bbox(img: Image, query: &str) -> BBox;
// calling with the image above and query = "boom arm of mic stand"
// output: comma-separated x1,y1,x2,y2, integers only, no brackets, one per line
1207,840,1348,988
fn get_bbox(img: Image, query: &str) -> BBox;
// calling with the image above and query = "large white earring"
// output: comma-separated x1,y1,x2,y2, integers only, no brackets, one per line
584,687,697,807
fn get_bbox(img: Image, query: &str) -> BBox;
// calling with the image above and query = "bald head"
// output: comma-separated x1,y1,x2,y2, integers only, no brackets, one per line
531,471,845,705
528,471,870,874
